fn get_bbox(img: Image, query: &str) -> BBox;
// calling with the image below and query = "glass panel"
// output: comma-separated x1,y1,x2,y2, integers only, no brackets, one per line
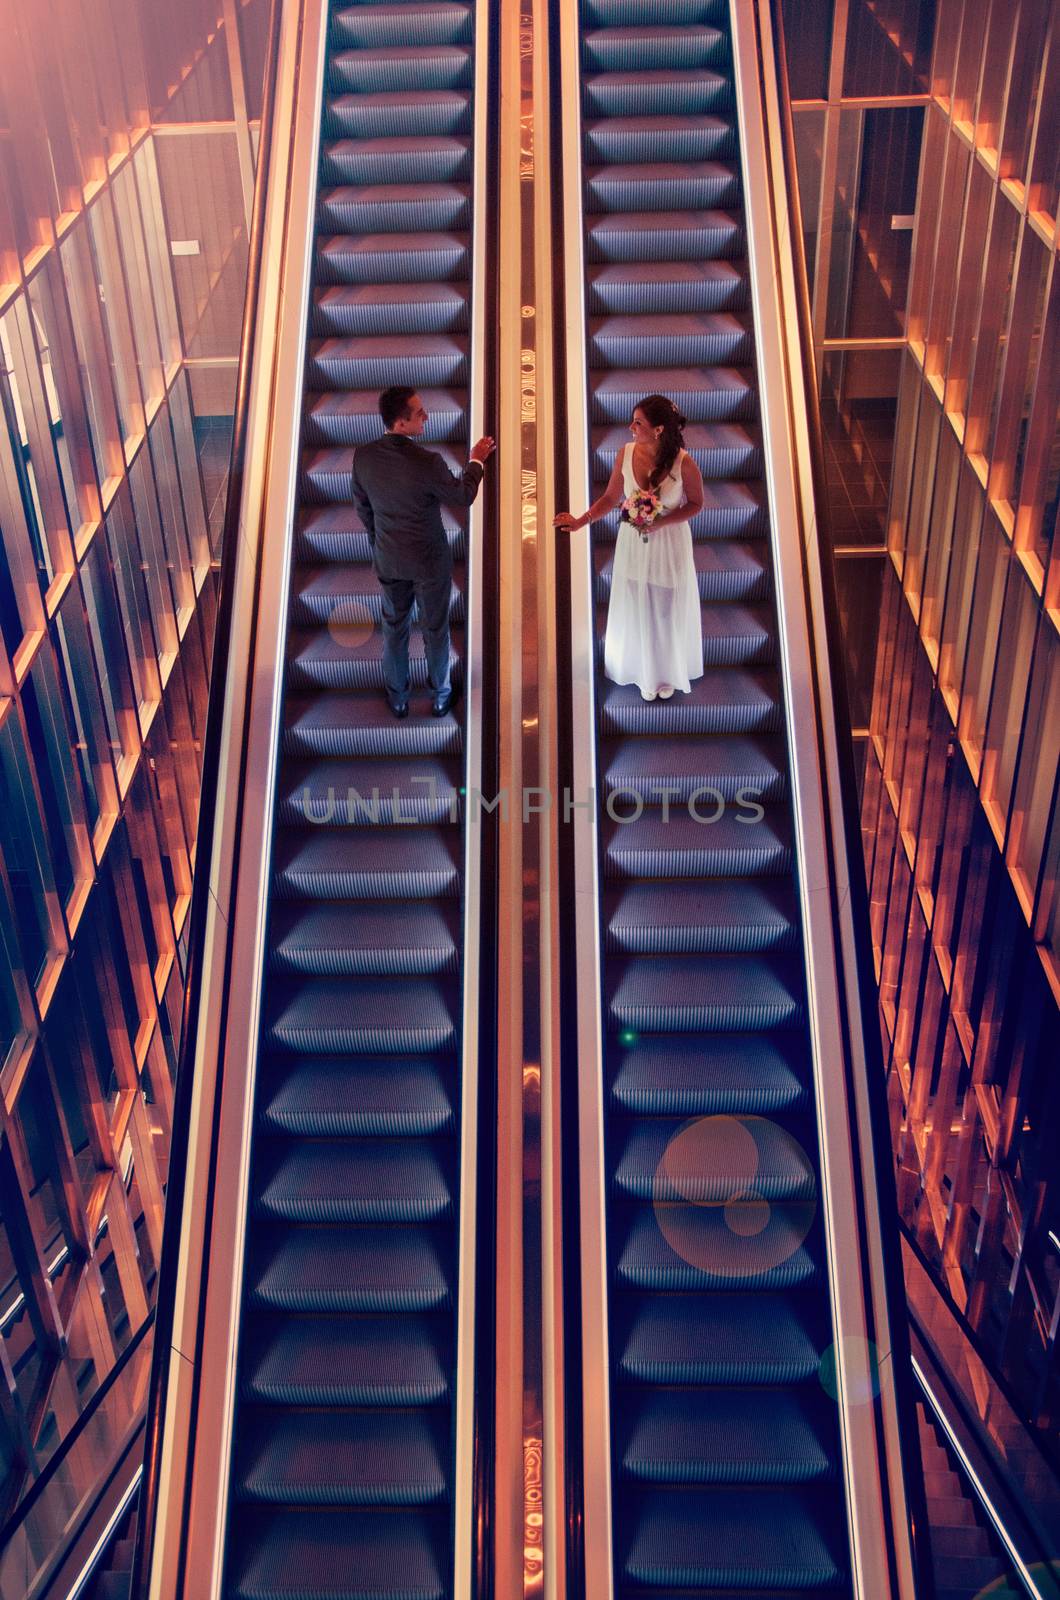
147,402,196,630
0,713,56,985
25,259,100,540
902,385,942,615
843,0,935,96
129,452,178,671
980,569,1038,835
19,650,89,912
79,542,139,778
110,167,164,414
938,458,986,713
822,349,899,546
87,192,145,454
132,143,181,373
58,225,124,492
920,421,961,657
957,509,1009,767
1008,629,1059,910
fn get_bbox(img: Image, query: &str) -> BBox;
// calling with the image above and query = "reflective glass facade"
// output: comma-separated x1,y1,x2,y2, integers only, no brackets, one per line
784,0,1060,1467
0,0,267,1539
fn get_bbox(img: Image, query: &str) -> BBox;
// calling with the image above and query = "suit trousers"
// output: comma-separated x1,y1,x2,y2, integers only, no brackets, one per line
378,572,452,703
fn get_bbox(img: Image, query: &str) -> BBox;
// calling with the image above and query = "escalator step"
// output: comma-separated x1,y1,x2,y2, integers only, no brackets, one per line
618,1294,820,1383
284,694,462,759
287,621,465,691
610,1034,806,1115
305,386,467,444
302,441,470,501
591,480,769,540
595,600,774,667
273,829,462,901
255,1139,451,1224
250,1225,450,1313
333,3,472,49
331,45,473,95
324,136,471,187
620,1391,833,1484
268,977,459,1053
588,260,746,316
227,1508,446,1600
317,230,470,285
603,806,790,877
617,1206,817,1291
313,283,470,339
270,902,460,976
260,1055,453,1137
586,0,725,23
592,421,762,479
327,89,471,141
591,366,754,423
308,329,469,387
278,758,461,826
586,114,734,165
601,673,780,737
584,71,731,120
587,161,739,213
620,1486,845,1588
297,505,463,566
608,953,804,1031
603,733,785,803
583,26,726,72
236,1410,448,1505
589,311,750,366
614,1115,816,1202
588,208,741,266
291,564,465,628
243,1315,448,1406
603,881,799,955
595,531,769,600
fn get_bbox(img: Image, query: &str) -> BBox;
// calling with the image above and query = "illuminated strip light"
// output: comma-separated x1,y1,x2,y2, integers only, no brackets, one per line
911,1356,1049,1600
64,1462,143,1600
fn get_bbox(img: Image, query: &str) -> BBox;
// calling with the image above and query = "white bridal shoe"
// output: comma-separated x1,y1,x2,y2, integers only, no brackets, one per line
657,684,675,698
639,687,657,700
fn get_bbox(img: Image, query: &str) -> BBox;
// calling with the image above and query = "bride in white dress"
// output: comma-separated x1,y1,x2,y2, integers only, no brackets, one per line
555,394,704,700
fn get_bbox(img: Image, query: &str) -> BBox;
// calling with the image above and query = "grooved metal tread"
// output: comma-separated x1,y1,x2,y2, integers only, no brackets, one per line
578,0,851,1587
225,7,478,1585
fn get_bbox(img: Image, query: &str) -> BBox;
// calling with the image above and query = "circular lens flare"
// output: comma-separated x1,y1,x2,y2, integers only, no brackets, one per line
652,1116,817,1282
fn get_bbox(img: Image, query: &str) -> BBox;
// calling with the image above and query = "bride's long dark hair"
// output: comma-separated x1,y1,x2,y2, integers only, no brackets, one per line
636,393,687,489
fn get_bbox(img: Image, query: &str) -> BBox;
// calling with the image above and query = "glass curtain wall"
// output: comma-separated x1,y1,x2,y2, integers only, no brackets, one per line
782,0,1060,1467
0,0,269,1536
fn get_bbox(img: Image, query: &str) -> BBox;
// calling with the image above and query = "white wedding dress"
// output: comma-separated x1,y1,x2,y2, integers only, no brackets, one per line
603,444,703,694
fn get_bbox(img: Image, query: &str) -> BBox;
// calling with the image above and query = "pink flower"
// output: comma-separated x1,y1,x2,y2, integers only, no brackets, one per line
620,488,662,542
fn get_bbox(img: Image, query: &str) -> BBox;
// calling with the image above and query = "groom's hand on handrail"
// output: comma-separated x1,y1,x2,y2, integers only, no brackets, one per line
470,436,496,464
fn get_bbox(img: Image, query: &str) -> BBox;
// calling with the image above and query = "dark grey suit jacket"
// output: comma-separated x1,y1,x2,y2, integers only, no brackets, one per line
350,432,484,582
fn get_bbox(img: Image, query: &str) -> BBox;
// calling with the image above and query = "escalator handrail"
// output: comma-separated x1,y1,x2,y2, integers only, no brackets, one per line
755,2,938,1594
129,1,284,1591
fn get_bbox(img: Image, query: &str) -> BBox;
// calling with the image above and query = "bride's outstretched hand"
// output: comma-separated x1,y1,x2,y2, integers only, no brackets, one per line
554,510,583,532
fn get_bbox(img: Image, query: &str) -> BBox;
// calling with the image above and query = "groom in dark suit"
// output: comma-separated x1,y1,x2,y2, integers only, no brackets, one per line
351,386,495,718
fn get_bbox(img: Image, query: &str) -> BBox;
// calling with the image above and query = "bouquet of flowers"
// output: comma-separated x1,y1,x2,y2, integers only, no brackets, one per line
620,487,662,543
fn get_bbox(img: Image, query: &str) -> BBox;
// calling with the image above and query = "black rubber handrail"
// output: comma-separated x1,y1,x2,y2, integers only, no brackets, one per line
760,4,938,1595
129,1,284,1592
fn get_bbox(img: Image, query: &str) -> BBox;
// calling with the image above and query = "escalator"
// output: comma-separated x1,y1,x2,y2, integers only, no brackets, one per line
558,0,910,1593
131,0,495,1595
224,4,488,1593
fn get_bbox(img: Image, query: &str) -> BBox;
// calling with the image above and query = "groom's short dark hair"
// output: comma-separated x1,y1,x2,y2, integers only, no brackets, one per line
379,386,417,429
